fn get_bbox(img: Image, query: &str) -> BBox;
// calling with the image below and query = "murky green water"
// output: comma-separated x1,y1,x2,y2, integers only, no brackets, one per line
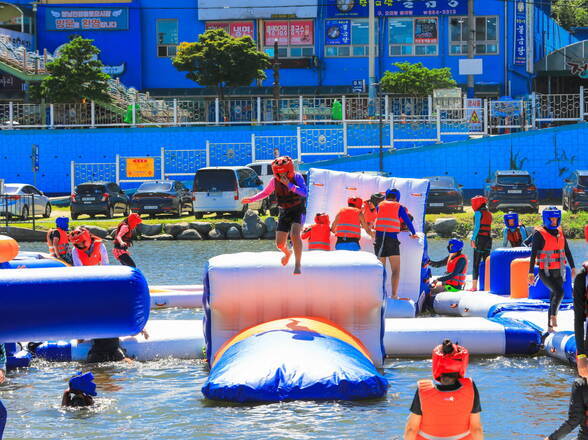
1,240,585,439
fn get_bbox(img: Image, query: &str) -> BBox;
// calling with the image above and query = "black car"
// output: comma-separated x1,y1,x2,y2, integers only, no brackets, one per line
71,182,130,219
563,170,588,213
131,180,193,217
424,176,464,213
484,170,539,213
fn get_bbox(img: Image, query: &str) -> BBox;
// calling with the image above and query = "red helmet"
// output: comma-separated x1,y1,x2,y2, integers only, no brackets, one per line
127,213,142,229
471,195,488,211
432,340,469,380
348,197,363,209
314,213,330,225
69,227,91,247
271,156,295,179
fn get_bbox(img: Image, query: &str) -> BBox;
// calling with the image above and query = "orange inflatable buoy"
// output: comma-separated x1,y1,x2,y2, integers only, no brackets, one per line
0,235,19,263
584,224,588,242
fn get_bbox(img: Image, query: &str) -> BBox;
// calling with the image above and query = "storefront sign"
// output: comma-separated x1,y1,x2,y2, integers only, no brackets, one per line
264,20,289,45
0,29,34,51
205,21,254,38
46,8,129,31
0,73,24,91
289,20,313,45
325,19,351,45
566,60,588,79
414,18,437,44
327,0,467,18
264,20,314,46
126,158,154,178
514,0,526,65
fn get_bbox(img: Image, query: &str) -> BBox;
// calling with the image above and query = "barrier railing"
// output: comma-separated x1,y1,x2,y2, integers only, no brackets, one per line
0,194,39,230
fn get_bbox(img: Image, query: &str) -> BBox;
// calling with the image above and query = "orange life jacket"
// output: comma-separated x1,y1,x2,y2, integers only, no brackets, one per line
445,253,468,289
506,228,523,247
306,223,331,251
375,201,401,233
46,228,69,258
335,207,361,238
477,209,492,237
274,178,303,209
362,205,377,226
73,239,104,266
417,378,474,440
536,226,567,278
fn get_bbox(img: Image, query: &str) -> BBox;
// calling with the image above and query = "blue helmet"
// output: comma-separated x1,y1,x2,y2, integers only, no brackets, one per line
447,239,464,253
69,371,97,396
385,188,400,201
56,217,69,231
504,212,519,229
542,206,561,230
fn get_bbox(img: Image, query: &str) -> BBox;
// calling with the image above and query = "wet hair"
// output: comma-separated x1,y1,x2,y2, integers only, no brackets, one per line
441,339,455,355
70,393,90,407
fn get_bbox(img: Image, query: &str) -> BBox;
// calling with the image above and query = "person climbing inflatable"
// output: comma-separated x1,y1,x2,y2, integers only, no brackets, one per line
502,212,527,247
469,196,492,291
113,213,142,267
242,156,308,274
404,339,484,440
69,227,109,267
46,217,72,264
528,207,575,333
301,213,332,251
430,239,469,294
331,197,373,251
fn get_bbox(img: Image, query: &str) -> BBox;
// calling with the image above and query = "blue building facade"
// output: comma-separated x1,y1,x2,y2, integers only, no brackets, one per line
0,0,581,97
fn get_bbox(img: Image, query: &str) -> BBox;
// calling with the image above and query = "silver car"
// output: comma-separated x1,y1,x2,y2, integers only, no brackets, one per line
0,183,52,219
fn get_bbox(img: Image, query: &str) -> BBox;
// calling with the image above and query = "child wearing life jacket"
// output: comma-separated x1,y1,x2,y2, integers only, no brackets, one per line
46,216,72,264
113,213,142,267
502,212,527,247
242,156,307,274
330,197,373,251
301,213,332,251
69,227,109,267
430,239,469,294
469,196,493,291
62,372,96,408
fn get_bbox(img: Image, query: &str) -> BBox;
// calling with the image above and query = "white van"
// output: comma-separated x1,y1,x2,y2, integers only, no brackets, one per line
192,166,263,218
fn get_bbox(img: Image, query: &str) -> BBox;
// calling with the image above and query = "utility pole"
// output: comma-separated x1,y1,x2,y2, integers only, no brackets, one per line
377,83,383,174
467,0,475,98
272,39,280,121
368,0,376,117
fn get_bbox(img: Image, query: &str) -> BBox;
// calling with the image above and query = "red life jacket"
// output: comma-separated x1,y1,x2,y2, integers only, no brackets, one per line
362,204,377,226
506,228,523,247
73,239,104,266
536,226,567,278
336,207,361,238
306,223,331,251
375,201,401,233
445,253,468,289
274,177,303,209
46,228,69,258
114,222,134,250
417,378,474,440
477,208,492,237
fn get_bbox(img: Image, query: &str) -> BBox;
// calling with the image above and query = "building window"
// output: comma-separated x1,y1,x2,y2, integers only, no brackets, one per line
264,19,314,58
157,19,178,58
205,21,254,39
389,17,438,56
325,19,378,57
449,16,498,55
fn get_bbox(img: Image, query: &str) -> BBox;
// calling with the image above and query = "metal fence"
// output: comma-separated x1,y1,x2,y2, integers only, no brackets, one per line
0,194,42,230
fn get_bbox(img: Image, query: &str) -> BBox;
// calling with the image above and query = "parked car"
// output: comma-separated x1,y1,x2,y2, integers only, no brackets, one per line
0,183,51,219
424,176,464,213
563,170,588,213
71,181,130,220
131,180,193,217
484,170,539,213
193,167,263,218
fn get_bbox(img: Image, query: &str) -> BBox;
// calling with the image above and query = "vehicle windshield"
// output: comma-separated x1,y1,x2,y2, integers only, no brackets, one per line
137,182,173,193
76,184,106,195
496,175,531,185
3,184,19,194
579,176,588,187
194,170,235,192
426,177,456,188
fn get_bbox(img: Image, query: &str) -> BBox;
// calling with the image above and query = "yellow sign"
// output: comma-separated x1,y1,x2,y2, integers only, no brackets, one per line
126,158,154,178
470,110,480,124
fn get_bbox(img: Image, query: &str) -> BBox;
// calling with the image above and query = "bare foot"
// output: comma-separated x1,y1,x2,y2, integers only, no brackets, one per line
391,295,399,300
293,266,301,275
281,249,292,266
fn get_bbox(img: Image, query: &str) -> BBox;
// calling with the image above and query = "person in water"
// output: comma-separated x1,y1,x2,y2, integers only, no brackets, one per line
113,213,142,267
242,156,308,274
61,372,96,408
404,339,484,440
544,377,588,439
0,343,6,439
528,207,575,332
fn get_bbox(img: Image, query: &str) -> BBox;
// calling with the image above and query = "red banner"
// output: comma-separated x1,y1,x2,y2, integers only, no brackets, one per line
206,21,254,38
264,20,289,45
289,20,313,45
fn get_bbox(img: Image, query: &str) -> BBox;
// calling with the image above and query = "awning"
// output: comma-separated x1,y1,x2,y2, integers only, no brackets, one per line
535,39,588,78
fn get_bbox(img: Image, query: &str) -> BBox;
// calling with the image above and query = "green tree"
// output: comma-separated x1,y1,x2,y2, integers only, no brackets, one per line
380,62,457,96
172,28,270,99
33,36,111,103
552,0,588,29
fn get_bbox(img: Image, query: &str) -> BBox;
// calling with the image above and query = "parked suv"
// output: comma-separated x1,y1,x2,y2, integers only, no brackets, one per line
424,176,464,213
563,170,588,213
484,170,538,213
71,182,130,219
